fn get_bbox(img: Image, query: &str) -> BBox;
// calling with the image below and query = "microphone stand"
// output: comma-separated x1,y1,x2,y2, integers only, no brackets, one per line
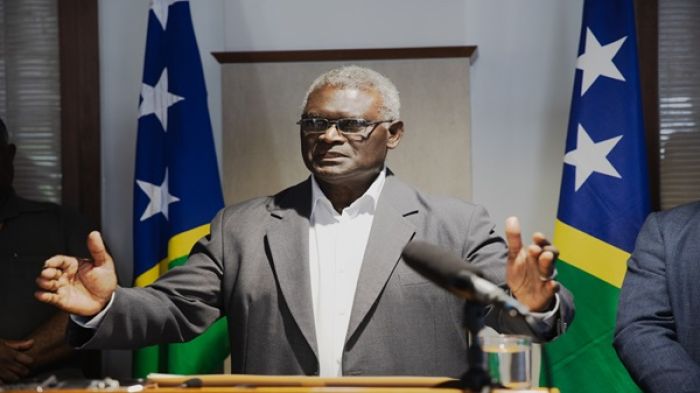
459,302,492,392
453,301,537,392
438,301,493,391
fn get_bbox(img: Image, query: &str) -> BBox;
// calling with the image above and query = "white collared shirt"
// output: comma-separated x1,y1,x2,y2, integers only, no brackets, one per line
309,169,386,377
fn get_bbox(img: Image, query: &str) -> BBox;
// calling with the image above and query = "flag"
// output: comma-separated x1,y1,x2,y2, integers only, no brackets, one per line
541,0,650,391
133,0,229,377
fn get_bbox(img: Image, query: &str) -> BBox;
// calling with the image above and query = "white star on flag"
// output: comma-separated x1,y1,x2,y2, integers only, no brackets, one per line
150,0,187,30
564,124,623,191
576,27,627,96
136,168,181,221
139,68,184,131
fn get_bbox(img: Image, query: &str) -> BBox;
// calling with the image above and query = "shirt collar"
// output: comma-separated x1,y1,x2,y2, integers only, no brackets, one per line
311,167,387,218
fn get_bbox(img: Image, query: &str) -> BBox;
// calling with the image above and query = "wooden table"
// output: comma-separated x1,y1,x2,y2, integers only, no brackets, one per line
2,374,559,393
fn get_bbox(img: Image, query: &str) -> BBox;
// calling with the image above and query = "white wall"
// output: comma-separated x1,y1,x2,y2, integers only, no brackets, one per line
466,2,583,239
98,0,583,378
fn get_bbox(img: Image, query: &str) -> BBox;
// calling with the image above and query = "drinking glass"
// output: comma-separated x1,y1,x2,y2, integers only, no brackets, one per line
479,334,532,389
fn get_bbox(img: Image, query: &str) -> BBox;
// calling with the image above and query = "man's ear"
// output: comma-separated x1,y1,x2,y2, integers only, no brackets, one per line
386,121,404,149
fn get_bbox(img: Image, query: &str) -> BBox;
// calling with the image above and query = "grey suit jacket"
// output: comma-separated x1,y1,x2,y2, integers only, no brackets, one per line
614,201,700,393
70,174,574,376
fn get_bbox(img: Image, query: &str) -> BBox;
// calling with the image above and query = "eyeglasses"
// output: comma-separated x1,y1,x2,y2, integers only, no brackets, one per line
297,117,393,138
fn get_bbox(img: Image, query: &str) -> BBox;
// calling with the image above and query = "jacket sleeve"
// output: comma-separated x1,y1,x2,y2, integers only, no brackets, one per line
68,209,229,349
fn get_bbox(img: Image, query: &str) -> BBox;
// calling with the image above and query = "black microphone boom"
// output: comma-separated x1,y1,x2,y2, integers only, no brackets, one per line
401,240,530,317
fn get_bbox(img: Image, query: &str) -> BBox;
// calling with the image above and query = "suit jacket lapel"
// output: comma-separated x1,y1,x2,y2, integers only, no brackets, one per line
345,175,418,342
266,178,318,357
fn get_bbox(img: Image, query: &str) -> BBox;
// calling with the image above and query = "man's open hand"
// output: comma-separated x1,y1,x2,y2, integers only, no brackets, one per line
35,231,117,317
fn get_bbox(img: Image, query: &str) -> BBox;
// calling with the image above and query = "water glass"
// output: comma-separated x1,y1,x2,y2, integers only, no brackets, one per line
479,334,532,389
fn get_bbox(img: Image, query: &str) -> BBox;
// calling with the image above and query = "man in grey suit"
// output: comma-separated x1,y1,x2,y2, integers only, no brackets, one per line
36,66,573,377
615,201,700,393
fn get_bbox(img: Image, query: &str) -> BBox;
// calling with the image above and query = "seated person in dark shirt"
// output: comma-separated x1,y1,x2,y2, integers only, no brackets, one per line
0,117,91,383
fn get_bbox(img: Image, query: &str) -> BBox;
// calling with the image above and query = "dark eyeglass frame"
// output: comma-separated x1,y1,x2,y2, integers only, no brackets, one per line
296,117,393,138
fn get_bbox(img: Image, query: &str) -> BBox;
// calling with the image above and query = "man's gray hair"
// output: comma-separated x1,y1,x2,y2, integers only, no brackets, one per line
302,65,400,120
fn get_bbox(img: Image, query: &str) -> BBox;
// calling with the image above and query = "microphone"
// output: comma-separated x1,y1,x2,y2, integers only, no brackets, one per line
401,240,530,317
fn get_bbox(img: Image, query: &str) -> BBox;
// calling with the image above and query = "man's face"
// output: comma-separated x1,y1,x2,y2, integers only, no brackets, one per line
300,84,402,186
